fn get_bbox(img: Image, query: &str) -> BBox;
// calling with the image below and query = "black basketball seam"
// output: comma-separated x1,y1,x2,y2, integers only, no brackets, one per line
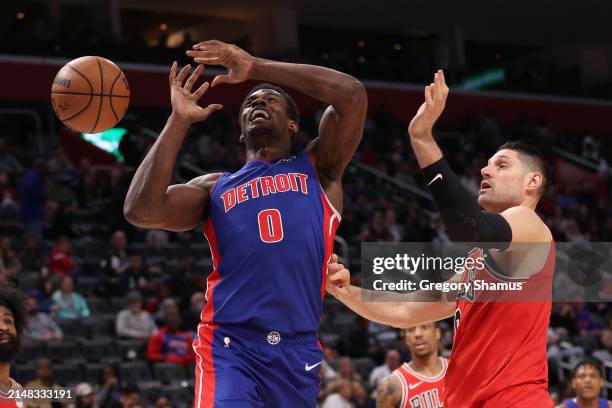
60,64,95,122
51,92,129,98
90,57,104,133
109,71,122,122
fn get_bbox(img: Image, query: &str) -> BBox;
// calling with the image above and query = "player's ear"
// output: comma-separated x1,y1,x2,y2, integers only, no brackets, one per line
436,327,441,341
288,120,299,139
526,172,542,194
239,132,246,143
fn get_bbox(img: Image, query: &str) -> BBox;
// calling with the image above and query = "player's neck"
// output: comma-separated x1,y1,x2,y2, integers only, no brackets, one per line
410,353,441,377
576,396,601,408
246,146,290,163
0,363,12,387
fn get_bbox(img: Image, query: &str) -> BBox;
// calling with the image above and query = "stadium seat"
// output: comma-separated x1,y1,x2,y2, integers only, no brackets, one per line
15,342,43,365
46,341,78,363
117,339,147,360
160,384,192,407
188,243,210,258
153,362,187,384
119,361,153,385
110,297,127,312
52,363,82,386
76,277,103,295
57,319,83,339
140,382,163,405
79,338,119,362
84,363,109,383
18,271,40,292
84,297,109,314
81,317,111,338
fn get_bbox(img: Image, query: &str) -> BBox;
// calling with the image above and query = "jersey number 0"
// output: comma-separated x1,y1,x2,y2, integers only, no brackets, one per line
258,209,284,243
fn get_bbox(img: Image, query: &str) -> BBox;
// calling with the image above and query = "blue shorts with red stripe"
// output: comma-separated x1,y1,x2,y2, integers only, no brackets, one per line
193,324,323,408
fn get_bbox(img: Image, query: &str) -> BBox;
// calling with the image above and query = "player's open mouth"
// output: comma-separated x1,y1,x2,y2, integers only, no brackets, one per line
250,109,270,122
479,180,491,193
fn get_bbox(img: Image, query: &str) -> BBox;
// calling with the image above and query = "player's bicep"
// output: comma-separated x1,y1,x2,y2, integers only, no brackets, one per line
157,184,208,232
376,375,403,408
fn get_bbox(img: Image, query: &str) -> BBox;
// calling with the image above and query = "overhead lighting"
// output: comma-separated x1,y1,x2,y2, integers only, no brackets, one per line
16,12,24,20
159,23,168,31
357,56,365,64
321,53,329,60
393,43,402,51
357,40,365,48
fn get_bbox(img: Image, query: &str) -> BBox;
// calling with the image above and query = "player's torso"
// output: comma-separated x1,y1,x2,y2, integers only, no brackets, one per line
565,398,610,408
446,244,555,406
393,358,447,408
203,151,339,333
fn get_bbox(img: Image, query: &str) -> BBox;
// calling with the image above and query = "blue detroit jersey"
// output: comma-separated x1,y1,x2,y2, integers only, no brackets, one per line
565,398,608,408
201,151,340,334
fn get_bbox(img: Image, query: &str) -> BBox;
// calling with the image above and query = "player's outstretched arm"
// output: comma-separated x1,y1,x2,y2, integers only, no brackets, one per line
326,256,456,328
124,63,223,231
186,40,367,205
376,375,403,408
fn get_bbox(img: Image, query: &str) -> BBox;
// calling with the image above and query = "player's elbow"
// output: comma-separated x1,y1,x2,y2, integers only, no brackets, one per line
123,201,160,228
345,79,367,106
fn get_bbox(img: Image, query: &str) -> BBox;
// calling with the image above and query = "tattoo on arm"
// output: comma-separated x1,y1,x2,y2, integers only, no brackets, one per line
376,377,401,408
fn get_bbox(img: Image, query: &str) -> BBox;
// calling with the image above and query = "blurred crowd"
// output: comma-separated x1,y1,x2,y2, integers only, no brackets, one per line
0,101,611,407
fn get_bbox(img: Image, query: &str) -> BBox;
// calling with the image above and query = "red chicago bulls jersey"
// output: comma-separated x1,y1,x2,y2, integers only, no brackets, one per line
0,378,24,408
392,358,447,408
445,243,555,407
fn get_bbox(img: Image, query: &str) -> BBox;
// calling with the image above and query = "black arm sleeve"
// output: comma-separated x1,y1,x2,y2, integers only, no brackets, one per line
422,158,512,250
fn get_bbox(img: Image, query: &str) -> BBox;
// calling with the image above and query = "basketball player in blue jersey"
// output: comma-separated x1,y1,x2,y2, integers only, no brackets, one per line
124,40,367,407
556,359,612,408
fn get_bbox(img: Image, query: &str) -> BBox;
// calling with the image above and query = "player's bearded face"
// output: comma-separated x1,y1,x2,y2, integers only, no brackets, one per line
477,150,525,212
0,330,19,362
240,90,291,144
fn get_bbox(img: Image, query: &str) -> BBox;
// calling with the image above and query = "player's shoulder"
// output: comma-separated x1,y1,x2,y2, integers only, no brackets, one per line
186,172,224,193
501,205,551,244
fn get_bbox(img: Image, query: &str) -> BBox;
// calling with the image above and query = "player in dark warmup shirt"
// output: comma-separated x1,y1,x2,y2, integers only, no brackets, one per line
124,40,367,407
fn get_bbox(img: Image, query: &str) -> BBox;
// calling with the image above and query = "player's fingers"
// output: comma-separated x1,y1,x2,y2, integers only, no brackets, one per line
186,50,219,59
439,70,449,97
169,61,177,87
330,253,339,264
193,81,210,99
327,262,345,274
424,85,433,106
211,74,232,87
201,104,224,118
184,64,203,92
194,57,221,65
176,64,192,87
434,72,444,102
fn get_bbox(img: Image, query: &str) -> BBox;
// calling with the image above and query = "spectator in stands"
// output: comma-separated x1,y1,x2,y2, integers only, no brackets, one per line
181,291,204,333
337,356,362,383
352,381,375,408
0,140,23,174
322,379,353,408
116,291,157,340
154,396,173,408
19,234,44,273
19,159,47,241
24,358,63,407
368,349,401,390
48,148,79,189
94,365,121,408
146,308,195,368
101,230,129,276
0,235,21,279
118,384,143,408
75,382,97,408
48,236,77,276
147,288,177,326
360,210,394,242
30,277,55,314
24,296,62,342
172,251,205,308
119,250,152,296
0,170,18,219
118,116,150,168
555,358,612,408
51,276,90,319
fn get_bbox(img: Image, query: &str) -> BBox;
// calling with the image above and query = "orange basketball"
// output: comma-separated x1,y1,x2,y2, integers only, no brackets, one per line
51,56,130,133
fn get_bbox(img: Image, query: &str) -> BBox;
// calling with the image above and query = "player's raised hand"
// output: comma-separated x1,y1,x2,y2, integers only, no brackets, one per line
169,62,223,124
326,254,351,299
408,69,449,139
186,40,255,87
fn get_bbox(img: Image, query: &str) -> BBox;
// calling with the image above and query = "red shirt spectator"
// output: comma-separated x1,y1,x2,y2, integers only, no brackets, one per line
49,236,75,276
146,310,194,368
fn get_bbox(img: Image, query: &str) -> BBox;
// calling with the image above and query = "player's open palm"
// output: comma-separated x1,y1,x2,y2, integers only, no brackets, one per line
186,40,254,87
326,254,350,298
169,62,222,124
408,69,449,139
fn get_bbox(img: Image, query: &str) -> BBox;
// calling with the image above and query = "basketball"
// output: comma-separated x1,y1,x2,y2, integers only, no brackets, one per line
51,56,130,133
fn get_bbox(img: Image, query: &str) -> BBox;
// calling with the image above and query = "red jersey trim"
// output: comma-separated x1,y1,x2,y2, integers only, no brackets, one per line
402,357,448,382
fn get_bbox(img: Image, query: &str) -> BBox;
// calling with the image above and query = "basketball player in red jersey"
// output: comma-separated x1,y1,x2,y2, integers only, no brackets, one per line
377,322,447,408
0,284,27,408
327,70,555,407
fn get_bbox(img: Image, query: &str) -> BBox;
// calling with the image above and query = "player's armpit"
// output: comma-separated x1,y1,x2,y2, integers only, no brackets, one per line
376,375,403,408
